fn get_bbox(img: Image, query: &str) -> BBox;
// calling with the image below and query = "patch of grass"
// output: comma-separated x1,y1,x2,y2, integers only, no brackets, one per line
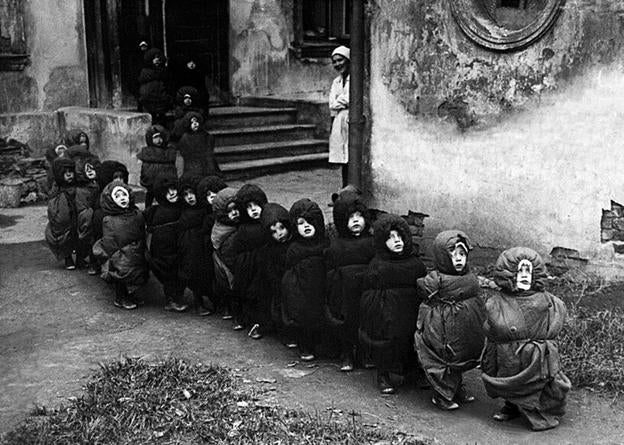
1,357,428,445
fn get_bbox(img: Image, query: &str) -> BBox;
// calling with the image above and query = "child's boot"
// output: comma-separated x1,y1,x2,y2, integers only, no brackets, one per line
377,371,396,394
431,391,459,410
64,255,76,270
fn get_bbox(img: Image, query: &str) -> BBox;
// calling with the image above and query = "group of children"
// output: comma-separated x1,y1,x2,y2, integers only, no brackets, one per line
44,130,570,429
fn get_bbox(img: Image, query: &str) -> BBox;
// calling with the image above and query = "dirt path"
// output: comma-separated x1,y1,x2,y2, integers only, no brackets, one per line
1,169,623,444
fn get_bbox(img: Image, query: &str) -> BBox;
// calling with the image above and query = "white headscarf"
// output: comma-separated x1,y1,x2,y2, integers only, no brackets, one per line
331,45,350,60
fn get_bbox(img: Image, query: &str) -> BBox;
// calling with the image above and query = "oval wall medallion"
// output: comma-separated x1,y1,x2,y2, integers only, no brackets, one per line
450,0,567,51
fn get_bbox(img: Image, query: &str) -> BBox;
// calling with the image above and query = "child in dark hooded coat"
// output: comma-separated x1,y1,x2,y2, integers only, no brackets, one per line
171,86,205,142
93,161,129,242
481,247,570,431
211,187,242,327
359,213,427,394
138,48,172,125
176,111,219,177
178,174,213,315
92,182,148,310
45,157,90,270
260,202,297,346
45,143,67,189
138,125,177,207
144,174,187,312
325,193,375,372
414,230,485,410
64,129,89,149
232,184,271,339
281,198,329,361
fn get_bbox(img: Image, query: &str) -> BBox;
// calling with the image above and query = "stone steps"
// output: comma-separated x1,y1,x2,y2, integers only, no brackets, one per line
211,123,318,147
220,152,329,180
208,106,297,128
215,138,328,163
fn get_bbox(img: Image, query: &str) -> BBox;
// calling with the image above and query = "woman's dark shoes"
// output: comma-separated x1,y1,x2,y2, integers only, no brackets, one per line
377,372,396,394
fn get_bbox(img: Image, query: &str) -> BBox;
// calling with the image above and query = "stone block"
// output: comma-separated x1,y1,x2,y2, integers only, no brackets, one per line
613,218,624,232
611,200,624,217
0,112,61,157
601,229,615,242
57,107,151,185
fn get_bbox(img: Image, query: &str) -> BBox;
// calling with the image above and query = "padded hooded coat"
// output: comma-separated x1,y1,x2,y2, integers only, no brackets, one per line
325,194,375,345
211,187,239,291
93,161,129,240
144,175,181,284
359,214,427,371
281,199,329,331
92,182,148,291
176,112,219,177
414,230,485,402
138,48,172,115
481,247,570,431
138,125,177,189
171,86,206,141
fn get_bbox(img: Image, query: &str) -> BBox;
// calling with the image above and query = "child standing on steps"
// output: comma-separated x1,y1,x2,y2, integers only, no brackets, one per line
325,192,375,372
144,174,187,312
281,198,329,362
176,111,219,177
481,247,570,431
92,182,148,309
359,213,427,394
414,230,485,410
138,125,177,208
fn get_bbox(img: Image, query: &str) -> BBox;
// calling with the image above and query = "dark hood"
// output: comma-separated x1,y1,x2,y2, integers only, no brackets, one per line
494,247,548,293
333,193,368,237
153,174,179,207
45,144,66,163
143,47,165,67
289,198,325,240
431,230,472,275
100,181,135,215
260,202,290,232
145,124,170,146
96,161,129,190
52,157,76,186
236,183,268,222
64,129,89,148
176,86,200,105
198,175,227,203
373,213,413,258
213,187,239,224
178,173,205,208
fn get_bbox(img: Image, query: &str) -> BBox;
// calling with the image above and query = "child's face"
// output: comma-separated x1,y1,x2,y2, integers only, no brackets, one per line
347,211,365,236
183,189,197,206
246,201,262,220
84,163,96,180
152,56,163,67
385,230,404,254
516,259,533,291
166,187,178,203
297,217,315,239
152,132,164,147
450,243,468,273
55,145,67,157
63,170,75,184
227,202,240,222
79,133,88,146
207,191,218,205
186,60,196,70
112,186,130,209
270,221,289,243
183,95,192,107
190,117,200,132
112,171,126,182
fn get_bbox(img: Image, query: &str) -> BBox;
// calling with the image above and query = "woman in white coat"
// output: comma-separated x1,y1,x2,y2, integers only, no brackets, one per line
329,46,350,187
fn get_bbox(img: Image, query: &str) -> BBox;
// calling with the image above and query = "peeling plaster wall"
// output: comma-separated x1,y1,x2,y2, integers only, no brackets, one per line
367,0,624,266
230,0,337,98
0,0,88,114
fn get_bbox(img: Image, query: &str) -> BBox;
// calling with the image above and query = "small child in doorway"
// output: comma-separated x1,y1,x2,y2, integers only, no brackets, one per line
138,125,177,207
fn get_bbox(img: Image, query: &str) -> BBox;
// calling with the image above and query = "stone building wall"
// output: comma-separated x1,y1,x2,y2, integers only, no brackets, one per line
366,0,624,271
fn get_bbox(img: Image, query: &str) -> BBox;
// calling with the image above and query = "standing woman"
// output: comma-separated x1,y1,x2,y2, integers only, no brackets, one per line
329,46,350,187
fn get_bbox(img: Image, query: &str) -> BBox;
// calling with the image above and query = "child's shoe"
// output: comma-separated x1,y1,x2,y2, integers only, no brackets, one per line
492,402,520,421
87,262,100,276
196,305,212,316
129,292,145,306
377,371,396,394
431,393,459,411
340,353,355,372
454,385,475,403
247,323,262,340
232,320,244,331
299,349,315,362
114,297,137,310
64,256,76,270
164,301,188,312
75,256,88,269
222,308,233,320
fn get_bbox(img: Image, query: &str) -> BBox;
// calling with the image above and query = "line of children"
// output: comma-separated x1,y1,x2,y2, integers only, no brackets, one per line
44,139,568,430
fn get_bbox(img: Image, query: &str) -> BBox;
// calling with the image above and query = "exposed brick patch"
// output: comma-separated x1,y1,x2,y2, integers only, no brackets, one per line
601,201,624,243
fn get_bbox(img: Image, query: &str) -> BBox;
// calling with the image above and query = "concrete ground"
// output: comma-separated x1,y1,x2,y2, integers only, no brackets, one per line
1,168,623,444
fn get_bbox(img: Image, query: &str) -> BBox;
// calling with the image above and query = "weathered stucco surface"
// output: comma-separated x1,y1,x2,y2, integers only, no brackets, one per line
0,0,88,114
230,0,337,98
367,0,624,269
0,112,60,157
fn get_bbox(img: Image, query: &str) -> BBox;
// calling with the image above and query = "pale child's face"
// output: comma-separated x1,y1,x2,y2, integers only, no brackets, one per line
347,211,365,236
85,163,96,180
183,95,192,107
297,217,316,239
183,189,197,206
55,145,67,157
63,170,75,184
247,201,262,220
190,117,200,132
450,243,468,273
516,259,533,291
79,133,88,146
207,191,218,205
227,202,240,222
112,186,130,209
166,187,178,203
152,132,164,147
270,221,289,243
385,230,404,254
